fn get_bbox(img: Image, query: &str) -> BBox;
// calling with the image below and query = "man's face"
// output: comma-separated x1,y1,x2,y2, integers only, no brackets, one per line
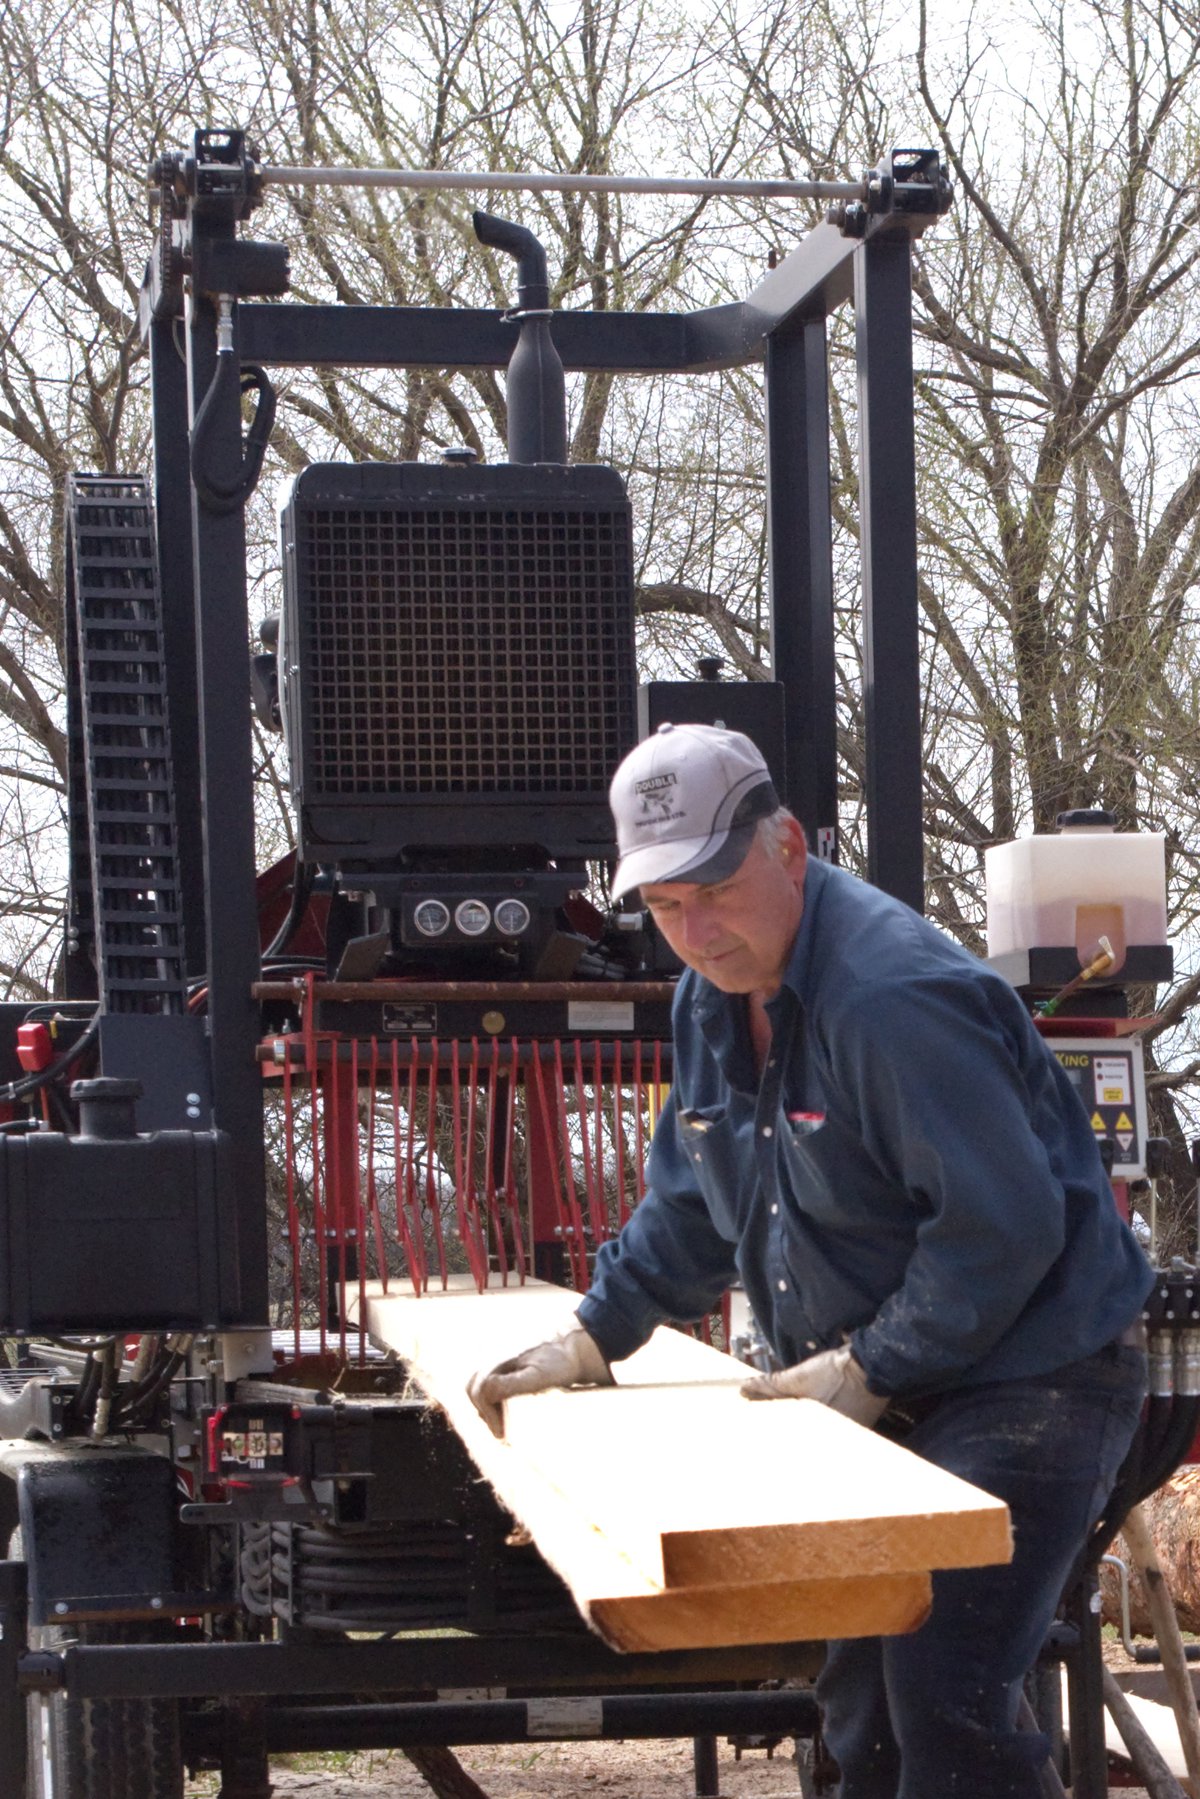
640,818,807,997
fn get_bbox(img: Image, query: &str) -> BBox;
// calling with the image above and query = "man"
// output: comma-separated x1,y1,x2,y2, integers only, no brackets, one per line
470,722,1151,1798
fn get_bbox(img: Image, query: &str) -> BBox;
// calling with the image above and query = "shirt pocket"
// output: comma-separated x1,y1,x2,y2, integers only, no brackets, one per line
779,1111,867,1228
678,1106,746,1240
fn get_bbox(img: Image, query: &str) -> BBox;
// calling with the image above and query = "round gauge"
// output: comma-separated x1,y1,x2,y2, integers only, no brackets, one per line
454,899,492,937
494,897,532,937
412,898,451,938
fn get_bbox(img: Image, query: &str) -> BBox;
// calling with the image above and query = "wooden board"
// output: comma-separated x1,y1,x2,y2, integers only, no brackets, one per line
356,1277,1010,1652
588,1571,932,1654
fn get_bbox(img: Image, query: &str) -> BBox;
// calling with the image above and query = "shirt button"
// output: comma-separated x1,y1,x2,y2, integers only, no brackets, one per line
768,1058,776,1068
777,1279,787,1293
770,1203,779,1215
806,1339,818,1351
761,1125,773,1138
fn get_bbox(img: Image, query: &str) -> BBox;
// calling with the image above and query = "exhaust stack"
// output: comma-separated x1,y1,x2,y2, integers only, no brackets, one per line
473,210,567,464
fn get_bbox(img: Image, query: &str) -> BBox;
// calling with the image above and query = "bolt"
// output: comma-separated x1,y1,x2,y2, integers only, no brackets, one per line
150,1596,163,1610
54,1602,68,1615
185,1092,201,1104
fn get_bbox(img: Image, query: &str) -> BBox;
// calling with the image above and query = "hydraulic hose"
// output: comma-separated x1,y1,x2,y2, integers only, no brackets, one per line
190,299,276,514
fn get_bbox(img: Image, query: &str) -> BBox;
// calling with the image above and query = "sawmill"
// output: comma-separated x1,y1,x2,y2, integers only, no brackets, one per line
0,125,1192,1797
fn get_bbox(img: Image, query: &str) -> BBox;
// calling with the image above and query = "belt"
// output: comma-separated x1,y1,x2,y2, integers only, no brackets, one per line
880,1322,1148,1442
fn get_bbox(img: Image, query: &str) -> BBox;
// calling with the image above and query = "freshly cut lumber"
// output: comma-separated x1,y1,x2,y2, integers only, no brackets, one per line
588,1571,932,1654
505,1384,1011,1588
355,1276,1010,1652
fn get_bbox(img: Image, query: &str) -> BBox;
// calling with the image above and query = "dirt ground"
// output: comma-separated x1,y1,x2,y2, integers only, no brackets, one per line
183,1719,1153,1797
185,1736,808,1797
181,1638,1161,1797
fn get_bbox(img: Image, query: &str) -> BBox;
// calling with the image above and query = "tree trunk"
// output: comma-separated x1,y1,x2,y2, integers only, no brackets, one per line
1101,1467,1200,1636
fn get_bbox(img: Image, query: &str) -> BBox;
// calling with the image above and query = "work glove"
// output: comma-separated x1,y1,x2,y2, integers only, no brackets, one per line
467,1326,614,1437
741,1342,888,1428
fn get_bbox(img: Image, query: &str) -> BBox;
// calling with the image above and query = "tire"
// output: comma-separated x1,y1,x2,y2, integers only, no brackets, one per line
12,1534,183,1799
27,1622,184,1799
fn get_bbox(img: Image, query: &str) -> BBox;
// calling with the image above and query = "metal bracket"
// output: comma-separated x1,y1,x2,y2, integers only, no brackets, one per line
828,149,952,239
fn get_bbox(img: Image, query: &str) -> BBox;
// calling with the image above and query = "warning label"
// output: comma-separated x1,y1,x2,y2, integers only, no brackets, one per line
1052,1042,1144,1175
1095,1056,1132,1105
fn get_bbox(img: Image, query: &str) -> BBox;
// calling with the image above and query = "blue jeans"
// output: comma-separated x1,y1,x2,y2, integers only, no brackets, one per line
817,1342,1146,1799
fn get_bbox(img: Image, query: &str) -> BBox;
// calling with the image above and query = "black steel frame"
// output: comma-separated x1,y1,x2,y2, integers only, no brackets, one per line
2,138,954,1794
144,176,939,1327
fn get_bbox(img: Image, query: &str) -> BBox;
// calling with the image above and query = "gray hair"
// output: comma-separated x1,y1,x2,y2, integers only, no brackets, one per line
756,806,800,859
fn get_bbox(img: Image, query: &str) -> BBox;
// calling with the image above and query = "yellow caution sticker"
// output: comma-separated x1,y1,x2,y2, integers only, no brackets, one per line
1115,1111,1133,1132
1090,1113,1106,1133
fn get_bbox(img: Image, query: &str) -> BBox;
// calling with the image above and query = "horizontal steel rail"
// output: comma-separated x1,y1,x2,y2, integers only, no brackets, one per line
180,1689,821,1752
255,166,861,201
27,1636,822,1699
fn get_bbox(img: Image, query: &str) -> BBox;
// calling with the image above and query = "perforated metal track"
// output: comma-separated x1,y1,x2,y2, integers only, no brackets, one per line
285,466,637,829
65,474,186,1014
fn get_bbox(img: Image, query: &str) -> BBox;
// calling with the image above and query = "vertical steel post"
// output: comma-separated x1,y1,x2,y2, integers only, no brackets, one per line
322,1057,361,1329
854,234,924,913
765,317,838,861
0,1559,27,1793
525,1070,567,1285
149,318,207,980
692,1733,720,1796
185,283,269,1323
1061,1575,1109,1798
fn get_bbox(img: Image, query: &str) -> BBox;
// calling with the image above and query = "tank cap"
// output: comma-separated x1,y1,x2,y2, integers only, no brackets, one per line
70,1077,143,1141
1056,808,1116,832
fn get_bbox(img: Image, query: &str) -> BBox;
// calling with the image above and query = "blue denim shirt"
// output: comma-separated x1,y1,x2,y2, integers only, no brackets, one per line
577,859,1153,1396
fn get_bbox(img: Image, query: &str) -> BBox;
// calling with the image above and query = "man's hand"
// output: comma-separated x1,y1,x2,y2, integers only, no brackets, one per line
741,1343,888,1427
467,1327,614,1437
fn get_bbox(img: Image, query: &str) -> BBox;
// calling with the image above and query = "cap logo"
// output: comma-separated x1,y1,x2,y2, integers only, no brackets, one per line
636,771,682,821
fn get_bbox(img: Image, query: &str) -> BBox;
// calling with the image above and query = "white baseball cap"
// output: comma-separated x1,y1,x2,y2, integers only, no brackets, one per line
609,722,780,899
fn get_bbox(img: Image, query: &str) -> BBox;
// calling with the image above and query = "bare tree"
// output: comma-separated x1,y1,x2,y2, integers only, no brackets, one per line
4,0,1200,1232
0,0,839,997
722,0,1200,1224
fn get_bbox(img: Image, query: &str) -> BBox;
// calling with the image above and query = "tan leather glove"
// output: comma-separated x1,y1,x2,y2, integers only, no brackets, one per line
741,1343,888,1427
467,1326,614,1437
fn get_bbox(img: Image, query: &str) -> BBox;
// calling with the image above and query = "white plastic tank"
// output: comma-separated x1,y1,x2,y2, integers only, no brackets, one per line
985,810,1167,966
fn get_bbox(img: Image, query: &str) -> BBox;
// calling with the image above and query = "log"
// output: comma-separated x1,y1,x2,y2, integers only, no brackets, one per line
355,1277,1011,1653
1122,1504,1200,1794
1101,1467,1200,1636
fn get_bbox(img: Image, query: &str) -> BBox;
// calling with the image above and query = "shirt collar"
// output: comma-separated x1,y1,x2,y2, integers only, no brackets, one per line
769,854,830,1013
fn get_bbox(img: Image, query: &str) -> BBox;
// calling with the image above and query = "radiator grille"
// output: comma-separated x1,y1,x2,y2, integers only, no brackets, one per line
298,502,635,796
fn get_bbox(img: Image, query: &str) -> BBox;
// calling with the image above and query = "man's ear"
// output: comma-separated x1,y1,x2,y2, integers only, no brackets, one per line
779,817,809,873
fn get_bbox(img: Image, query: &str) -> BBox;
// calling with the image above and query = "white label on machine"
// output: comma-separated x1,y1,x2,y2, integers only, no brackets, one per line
1094,1056,1132,1106
437,1687,506,1701
1051,1040,1147,1179
568,1001,636,1032
526,1697,604,1738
